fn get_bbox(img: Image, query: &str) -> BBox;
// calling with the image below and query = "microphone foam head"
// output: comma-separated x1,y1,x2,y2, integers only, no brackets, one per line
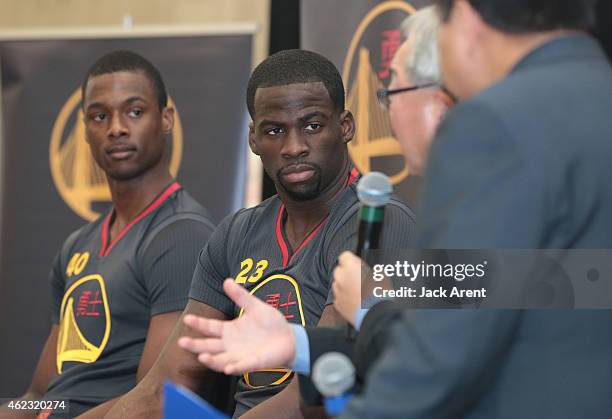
357,172,392,207
312,352,356,397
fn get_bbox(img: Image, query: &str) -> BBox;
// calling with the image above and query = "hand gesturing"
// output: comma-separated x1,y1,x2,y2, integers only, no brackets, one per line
178,279,296,375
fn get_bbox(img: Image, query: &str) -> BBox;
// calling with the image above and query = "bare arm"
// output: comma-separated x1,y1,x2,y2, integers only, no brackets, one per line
241,305,344,419
0,325,58,419
239,377,301,419
104,300,228,418
76,311,182,418
315,304,347,328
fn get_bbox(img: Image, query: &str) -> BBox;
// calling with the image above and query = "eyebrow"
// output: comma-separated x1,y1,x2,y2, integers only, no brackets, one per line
256,111,329,129
257,119,283,128
85,96,147,111
300,111,327,121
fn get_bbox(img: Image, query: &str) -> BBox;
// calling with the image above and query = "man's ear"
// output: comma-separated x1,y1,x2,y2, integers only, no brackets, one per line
339,110,355,145
248,121,259,155
161,106,175,134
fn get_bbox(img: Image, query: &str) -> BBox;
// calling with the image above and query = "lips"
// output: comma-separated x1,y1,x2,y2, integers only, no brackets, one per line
280,164,316,183
106,144,136,160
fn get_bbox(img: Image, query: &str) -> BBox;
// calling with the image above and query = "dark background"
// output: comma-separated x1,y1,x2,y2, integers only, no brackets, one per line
264,0,612,200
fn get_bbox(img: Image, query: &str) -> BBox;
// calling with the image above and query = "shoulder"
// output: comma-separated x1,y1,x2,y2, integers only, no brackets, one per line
436,47,612,175
387,196,416,224
188,195,282,257
219,194,281,236
329,183,416,226
324,185,416,247
456,45,612,148
137,188,219,256
58,217,103,256
150,188,216,231
231,194,280,224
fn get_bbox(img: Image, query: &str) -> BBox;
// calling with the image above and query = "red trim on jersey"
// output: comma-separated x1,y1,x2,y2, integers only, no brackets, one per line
98,182,181,257
346,167,359,186
275,203,290,266
99,211,112,257
288,214,330,265
276,203,330,268
275,168,358,267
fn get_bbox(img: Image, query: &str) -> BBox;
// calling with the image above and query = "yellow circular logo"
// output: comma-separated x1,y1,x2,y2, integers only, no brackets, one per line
49,89,183,221
57,274,111,374
343,1,415,184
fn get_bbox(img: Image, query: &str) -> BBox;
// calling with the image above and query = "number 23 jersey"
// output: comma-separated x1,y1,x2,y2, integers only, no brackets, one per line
189,170,416,414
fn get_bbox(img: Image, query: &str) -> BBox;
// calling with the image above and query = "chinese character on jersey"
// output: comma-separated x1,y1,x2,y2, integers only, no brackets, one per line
76,290,102,317
265,292,297,320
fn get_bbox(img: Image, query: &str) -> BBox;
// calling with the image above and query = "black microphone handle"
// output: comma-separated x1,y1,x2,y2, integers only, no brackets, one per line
347,211,385,340
355,219,383,258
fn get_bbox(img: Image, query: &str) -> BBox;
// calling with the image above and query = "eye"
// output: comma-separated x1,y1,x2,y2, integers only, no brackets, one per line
91,113,106,122
304,123,322,132
265,127,284,136
128,108,143,118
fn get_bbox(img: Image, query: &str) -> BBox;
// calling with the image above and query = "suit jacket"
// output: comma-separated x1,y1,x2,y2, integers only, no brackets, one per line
299,35,612,417
299,301,404,406
337,34,612,419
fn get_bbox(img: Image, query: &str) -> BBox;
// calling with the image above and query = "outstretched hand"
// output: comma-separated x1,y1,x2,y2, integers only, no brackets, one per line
178,279,296,375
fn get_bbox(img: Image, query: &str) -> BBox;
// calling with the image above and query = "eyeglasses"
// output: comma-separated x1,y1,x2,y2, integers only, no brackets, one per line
376,83,439,110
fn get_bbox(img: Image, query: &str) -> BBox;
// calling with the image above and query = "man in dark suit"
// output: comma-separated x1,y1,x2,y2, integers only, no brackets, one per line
339,0,612,417
178,0,612,417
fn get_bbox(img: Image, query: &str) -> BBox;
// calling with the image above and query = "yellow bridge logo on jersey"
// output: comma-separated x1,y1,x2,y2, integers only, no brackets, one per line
343,1,415,184
49,89,183,221
239,274,305,388
56,274,111,374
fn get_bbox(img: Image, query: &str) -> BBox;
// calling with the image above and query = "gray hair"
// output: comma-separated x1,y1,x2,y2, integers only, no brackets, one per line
400,6,442,86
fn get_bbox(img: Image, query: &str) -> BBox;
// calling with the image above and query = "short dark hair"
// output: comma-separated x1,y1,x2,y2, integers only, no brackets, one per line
435,0,597,33
82,50,168,109
246,49,345,117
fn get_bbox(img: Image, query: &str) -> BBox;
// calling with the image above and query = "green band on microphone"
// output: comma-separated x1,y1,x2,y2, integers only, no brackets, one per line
359,206,384,222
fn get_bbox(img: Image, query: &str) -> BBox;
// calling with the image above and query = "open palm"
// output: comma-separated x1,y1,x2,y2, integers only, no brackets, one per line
178,279,296,375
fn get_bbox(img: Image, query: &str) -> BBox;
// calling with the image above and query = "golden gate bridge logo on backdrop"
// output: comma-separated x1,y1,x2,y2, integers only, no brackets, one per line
343,1,416,184
49,88,183,221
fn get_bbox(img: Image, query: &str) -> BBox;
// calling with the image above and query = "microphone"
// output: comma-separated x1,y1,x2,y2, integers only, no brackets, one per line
345,172,392,339
355,172,392,257
312,352,356,417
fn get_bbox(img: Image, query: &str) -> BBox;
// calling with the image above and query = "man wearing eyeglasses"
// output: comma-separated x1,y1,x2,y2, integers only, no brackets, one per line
333,5,453,338
377,21,453,177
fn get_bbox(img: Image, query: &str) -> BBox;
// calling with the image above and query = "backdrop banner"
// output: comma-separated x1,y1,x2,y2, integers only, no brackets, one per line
0,27,253,395
301,0,431,207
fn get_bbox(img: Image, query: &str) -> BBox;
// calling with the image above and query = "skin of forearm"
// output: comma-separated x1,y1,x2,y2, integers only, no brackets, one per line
105,303,227,418
240,378,302,419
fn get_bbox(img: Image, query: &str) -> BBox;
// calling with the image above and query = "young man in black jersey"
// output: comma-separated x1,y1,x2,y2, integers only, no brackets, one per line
107,50,416,418
0,51,215,419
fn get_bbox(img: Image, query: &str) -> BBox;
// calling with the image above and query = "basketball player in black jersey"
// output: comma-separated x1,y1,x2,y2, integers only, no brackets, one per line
0,51,215,419
107,50,415,419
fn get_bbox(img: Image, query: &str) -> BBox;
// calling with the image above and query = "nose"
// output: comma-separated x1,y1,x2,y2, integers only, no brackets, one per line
107,112,128,139
280,128,309,159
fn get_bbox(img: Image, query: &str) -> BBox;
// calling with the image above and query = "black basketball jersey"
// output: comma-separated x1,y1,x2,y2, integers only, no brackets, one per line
189,169,417,415
45,182,215,417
